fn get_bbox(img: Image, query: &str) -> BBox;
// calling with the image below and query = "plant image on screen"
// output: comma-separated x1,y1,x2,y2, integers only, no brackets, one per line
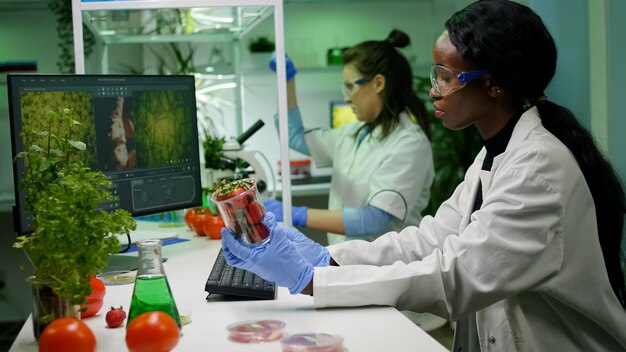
19,91,97,169
133,90,194,168
94,96,137,171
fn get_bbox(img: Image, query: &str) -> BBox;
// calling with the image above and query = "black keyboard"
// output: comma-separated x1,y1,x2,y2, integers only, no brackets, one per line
205,249,276,300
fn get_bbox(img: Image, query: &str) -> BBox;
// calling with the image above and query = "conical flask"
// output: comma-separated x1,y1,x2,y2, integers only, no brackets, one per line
127,239,182,330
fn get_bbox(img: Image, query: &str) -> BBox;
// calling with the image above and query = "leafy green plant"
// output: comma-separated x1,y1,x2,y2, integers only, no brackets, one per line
248,36,275,53
13,108,136,304
49,0,95,73
414,76,483,215
203,132,226,170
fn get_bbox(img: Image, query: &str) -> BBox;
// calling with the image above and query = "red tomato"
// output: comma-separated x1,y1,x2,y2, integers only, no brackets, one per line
80,276,105,318
126,311,180,352
204,214,225,240
245,201,265,224
184,208,203,229
38,317,96,352
189,208,213,236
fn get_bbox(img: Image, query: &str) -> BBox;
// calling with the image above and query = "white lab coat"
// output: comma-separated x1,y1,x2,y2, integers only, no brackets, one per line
304,112,433,245
313,108,626,351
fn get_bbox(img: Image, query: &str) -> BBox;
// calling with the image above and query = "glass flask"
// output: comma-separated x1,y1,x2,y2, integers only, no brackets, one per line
127,239,182,330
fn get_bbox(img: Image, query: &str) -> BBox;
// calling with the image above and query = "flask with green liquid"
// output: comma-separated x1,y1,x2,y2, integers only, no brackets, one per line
127,239,182,329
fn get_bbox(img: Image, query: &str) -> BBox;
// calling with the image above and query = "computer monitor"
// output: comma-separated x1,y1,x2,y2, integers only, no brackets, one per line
329,100,357,129
8,74,203,235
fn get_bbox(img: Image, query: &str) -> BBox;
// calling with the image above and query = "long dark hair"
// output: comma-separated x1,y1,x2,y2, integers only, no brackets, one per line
446,0,626,307
342,29,430,140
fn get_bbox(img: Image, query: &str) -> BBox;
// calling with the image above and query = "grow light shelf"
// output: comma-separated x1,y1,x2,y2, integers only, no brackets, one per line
81,5,272,44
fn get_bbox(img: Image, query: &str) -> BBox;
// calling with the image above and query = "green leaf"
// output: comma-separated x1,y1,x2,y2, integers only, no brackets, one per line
29,145,44,153
49,149,64,157
46,111,57,123
69,140,86,151
37,159,52,173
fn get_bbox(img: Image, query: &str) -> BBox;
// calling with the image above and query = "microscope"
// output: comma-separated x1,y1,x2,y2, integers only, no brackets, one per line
212,119,276,198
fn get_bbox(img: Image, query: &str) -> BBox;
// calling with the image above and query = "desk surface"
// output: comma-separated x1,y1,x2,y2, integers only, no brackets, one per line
9,223,447,352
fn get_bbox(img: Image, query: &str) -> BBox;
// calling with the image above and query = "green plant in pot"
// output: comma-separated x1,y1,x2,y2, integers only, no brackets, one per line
13,108,136,338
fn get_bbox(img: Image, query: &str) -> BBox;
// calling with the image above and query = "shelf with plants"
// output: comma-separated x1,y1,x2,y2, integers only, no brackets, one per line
72,0,297,226
79,5,273,45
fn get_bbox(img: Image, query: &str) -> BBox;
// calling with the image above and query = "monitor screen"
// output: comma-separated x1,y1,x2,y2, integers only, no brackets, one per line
8,74,203,234
330,100,357,129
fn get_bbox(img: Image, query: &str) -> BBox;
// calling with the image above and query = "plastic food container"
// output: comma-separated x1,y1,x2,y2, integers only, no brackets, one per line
226,319,286,343
211,178,269,245
281,333,344,352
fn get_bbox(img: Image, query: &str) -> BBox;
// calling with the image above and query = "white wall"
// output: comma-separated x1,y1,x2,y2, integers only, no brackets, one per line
0,6,60,202
0,5,61,323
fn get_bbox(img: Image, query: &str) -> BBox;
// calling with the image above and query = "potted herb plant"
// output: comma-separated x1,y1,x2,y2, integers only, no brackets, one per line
13,108,136,338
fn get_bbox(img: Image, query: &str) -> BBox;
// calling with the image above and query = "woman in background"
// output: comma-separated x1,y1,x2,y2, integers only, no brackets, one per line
267,29,434,247
223,1,626,350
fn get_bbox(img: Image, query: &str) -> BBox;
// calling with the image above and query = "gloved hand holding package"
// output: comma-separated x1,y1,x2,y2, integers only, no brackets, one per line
221,212,314,294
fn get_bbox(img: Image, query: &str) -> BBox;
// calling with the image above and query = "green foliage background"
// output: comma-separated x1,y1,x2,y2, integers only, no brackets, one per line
20,92,97,168
133,90,194,167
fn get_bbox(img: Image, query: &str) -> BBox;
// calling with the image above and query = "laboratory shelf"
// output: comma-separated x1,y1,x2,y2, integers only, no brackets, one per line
80,5,273,45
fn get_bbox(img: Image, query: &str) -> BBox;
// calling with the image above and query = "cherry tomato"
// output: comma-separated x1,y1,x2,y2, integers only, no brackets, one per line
203,214,225,240
38,317,96,352
80,276,105,318
126,311,180,352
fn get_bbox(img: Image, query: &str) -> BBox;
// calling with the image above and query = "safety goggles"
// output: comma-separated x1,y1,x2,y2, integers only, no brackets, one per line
341,77,372,100
430,65,489,96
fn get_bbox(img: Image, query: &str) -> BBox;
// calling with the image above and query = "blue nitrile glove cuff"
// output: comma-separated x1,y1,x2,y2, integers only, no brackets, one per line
343,206,392,237
289,263,314,294
282,224,330,267
269,52,297,81
263,199,308,227
292,206,308,227
264,199,284,222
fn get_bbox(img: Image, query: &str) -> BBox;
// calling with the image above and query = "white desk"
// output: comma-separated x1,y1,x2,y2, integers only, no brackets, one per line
9,224,447,352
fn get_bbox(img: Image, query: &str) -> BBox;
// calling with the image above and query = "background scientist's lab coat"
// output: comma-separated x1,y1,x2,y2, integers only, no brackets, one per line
312,108,626,351
304,112,433,245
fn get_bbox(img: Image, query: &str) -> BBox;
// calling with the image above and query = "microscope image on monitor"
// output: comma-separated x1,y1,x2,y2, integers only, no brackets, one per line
8,74,203,235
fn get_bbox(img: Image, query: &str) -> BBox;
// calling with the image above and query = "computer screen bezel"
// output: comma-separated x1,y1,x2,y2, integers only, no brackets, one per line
8,73,203,235
329,100,357,129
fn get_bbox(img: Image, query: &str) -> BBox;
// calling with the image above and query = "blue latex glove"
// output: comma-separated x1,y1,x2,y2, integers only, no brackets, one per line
221,212,313,294
269,52,297,81
283,224,331,267
263,199,308,227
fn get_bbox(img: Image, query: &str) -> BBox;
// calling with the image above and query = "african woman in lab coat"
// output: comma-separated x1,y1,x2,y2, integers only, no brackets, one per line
265,29,434,246
222,1,626,351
